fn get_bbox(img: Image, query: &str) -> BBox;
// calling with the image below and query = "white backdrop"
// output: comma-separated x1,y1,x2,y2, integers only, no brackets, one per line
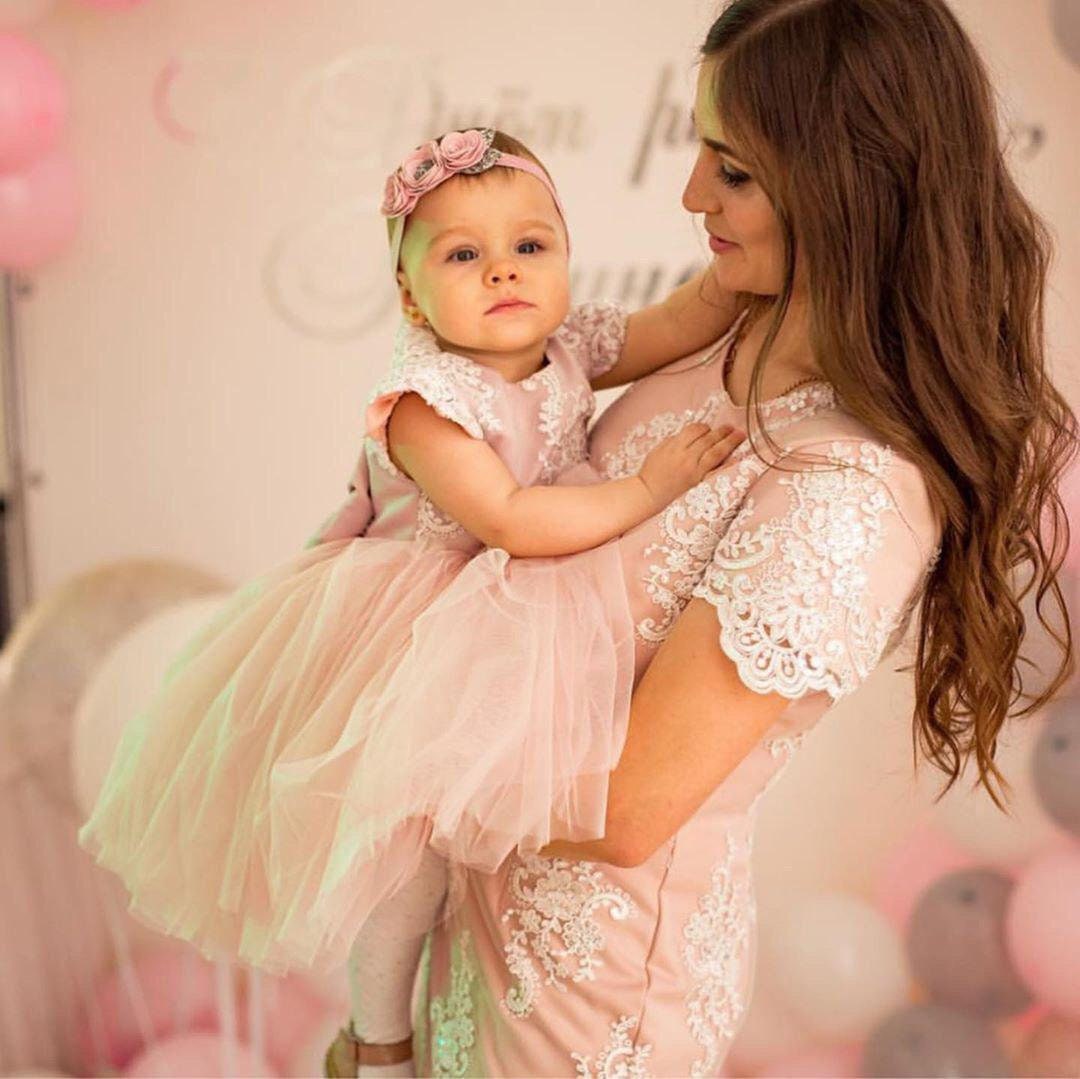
14,0,1079,596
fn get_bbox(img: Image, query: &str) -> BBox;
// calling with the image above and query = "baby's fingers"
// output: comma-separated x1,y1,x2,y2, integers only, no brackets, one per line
698,428,746,470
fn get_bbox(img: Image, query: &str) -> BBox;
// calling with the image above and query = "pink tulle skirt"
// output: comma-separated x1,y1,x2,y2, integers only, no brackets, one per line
77,534,635,974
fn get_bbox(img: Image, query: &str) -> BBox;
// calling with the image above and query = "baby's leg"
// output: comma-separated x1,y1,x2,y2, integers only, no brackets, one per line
345,847,448,1075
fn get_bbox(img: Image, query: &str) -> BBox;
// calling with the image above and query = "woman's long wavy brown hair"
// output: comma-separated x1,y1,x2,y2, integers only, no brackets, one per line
702,0,1078,809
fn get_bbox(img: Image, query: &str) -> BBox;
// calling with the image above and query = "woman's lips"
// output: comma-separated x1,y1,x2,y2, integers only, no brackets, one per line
708,234,738,254
486,300,535,314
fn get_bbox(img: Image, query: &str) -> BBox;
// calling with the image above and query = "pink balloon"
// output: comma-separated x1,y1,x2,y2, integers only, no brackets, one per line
237,973,331,1074
0,144,79,267
0,32,67,172
73,0,147,7
872,820,973,930
75,944,220,1073
757,1043,863,1077
122,1031,278,1078
1006,845,1080,1017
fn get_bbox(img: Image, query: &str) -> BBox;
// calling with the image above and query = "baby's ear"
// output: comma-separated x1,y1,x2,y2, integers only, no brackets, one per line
396,275,427,327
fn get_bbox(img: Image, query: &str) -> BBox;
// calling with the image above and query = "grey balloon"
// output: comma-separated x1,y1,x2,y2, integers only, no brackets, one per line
1032,701,1080,835
862,1004,1012,1078
906,868,1031,1018
1051,0,1080,71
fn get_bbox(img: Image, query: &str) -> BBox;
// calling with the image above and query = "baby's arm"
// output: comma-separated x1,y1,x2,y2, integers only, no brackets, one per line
590,266,741,391
387,393,745,558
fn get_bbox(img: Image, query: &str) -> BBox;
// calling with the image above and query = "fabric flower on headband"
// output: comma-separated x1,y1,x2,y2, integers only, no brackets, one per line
381,129,498,218
381,126,568,273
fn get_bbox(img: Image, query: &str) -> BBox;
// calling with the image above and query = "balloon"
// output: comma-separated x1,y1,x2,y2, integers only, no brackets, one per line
1015,1013,1080,1077
284,1010,345,1079
0,0,59,27
71,594,230,817
0,146,79,268
862,1004,1010,1077
74,944,221,1072
932,716,1063,866
73,0,146,7
121,1031,277,1078
236,972,331,1076
1,559,225,818
764,892,909,1041
1006,846,1080,1017
0,32,66,172
1032,702,1080,836
871,820,972,931
724,973,817,1074
757,1043,863,1077
906,868,1030,1018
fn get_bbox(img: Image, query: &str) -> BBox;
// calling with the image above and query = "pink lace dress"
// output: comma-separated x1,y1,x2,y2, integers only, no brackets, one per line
77,302,635,976
408,327,943,1076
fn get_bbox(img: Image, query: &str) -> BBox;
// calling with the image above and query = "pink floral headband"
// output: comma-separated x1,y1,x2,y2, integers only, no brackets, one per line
381,127,569,273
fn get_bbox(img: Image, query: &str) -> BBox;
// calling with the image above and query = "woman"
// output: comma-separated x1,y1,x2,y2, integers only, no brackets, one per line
325,0,1077,1073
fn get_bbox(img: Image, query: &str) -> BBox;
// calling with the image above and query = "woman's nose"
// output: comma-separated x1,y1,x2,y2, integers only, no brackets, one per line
484,260,519,287
682,149,719,215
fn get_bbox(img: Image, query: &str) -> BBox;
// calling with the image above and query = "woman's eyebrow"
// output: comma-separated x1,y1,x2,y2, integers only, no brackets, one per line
689,109,740,157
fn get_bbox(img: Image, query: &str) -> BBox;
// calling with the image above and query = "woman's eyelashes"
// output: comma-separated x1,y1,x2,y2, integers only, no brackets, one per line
718,163,751,188
445,239,544,263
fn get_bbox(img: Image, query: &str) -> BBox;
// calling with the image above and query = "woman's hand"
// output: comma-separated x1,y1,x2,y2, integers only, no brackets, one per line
637,423,746,511
539,596,791,868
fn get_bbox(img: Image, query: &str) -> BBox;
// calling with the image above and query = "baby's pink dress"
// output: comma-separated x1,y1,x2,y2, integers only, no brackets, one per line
407,329,943,1076
76,302,636,976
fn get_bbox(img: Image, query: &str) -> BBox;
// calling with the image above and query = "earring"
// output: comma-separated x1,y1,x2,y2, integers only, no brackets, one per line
406,307,425,325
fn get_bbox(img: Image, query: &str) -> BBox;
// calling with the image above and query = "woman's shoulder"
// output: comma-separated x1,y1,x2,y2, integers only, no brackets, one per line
759,411,941,563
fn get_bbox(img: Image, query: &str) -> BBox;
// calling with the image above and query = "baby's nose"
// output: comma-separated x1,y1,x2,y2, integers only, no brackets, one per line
485,262,519,286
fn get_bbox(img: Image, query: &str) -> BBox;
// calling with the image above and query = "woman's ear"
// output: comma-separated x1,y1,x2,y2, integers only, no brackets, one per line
396,272,428,327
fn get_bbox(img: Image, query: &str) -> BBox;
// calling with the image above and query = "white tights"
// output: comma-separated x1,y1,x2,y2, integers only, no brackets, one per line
346,847,448,1072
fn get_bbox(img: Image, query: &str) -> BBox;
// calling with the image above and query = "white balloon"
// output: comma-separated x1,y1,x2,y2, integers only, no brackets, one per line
0,0,58,26
930,717,1065,865
70,594,230,818
763,891,910,1042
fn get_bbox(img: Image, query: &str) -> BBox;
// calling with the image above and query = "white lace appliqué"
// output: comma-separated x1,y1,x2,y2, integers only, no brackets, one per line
636,452,767,644
682,832,754,1077
691,440,905,701
571,1015,654,1078
632,401,839,647
558,300,628,380
500,852,636,1019
429,929,478,1078
366,322,502,482
597,390,729,480
524,363,595,483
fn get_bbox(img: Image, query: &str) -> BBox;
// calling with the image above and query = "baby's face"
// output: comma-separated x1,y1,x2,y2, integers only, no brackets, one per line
397,170,570,359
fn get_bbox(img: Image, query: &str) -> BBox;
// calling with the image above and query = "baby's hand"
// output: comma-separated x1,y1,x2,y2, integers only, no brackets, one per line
638,423,746,510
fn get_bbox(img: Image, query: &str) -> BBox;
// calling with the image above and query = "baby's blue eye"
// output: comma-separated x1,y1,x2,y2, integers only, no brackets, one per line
448,249,477,263
517,240,542,254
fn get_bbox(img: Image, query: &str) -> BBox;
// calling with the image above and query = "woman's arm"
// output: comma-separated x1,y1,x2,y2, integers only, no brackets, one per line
386,392,744,557
537,596,792,866
589,266,741,392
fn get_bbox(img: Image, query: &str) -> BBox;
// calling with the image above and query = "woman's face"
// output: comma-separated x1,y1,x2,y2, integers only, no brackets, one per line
683,58,804,298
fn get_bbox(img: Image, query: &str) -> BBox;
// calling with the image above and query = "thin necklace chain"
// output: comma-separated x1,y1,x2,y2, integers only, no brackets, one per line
726,329,825,399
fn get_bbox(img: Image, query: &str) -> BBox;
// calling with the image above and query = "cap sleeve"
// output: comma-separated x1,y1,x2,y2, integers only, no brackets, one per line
690,439,940,703
364,323,494,448
557,300,629,380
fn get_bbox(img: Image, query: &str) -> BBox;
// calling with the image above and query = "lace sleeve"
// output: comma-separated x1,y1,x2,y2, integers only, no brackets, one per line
365,323,490,448
558,301,629,380
690,439,940,702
